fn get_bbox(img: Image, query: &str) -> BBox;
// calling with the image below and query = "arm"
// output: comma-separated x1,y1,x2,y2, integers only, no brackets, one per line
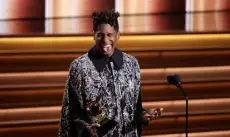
59,62,92,137
135,90,145,137
134,58,162,136
133,58,145,136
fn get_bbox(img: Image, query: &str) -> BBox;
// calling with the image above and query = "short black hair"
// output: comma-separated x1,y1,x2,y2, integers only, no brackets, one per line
92,9,120,32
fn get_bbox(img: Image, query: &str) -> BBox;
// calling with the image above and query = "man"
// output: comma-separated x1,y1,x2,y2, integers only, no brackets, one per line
59,9,163,137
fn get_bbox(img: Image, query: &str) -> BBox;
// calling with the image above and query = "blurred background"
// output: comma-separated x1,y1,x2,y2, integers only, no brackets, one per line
0,0,230,137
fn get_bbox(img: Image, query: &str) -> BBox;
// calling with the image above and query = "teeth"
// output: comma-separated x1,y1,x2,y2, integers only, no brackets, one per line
103,45,112,52
104,45,111,47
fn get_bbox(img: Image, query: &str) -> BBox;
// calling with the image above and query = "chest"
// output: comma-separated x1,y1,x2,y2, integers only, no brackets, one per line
83,67,137,105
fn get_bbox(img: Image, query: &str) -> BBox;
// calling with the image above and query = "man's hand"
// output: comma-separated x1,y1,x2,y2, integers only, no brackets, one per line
87,123,100,137
142,108,163,122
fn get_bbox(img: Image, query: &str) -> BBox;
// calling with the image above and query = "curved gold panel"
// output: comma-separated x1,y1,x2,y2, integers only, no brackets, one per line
141,65,230,84
1,113,230,136
1,66,230,88
1,81,230,108
0,106,60,125
1,49,230,73
1,98,230,126
144,114,230,135
0,124,58,137
142,81,230,101
0,34,230,53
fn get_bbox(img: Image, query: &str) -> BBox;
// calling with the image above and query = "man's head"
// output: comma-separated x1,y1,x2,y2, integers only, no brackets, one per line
92,9,120,57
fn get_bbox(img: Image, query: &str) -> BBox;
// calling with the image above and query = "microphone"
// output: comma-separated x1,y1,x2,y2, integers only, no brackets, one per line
167,75,187,97
167,74,188,137
167,74,181,86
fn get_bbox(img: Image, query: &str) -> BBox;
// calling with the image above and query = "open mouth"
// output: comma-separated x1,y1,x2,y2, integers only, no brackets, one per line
103,44,112,53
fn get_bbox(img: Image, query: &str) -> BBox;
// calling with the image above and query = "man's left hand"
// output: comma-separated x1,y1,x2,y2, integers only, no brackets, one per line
142,108,163,122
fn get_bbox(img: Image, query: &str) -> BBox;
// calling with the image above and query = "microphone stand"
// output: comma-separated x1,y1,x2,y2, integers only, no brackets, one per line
176,84,188,137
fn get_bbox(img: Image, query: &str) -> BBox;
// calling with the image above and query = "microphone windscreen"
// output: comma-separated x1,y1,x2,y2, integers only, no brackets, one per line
167,74,181,85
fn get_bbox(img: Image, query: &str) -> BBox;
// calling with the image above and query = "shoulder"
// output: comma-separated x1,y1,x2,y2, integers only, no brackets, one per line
69,53,90,73
122,52,141,81
122,52,140,68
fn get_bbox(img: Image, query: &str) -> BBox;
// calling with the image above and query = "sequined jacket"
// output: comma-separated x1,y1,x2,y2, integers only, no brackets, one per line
59,47,144,137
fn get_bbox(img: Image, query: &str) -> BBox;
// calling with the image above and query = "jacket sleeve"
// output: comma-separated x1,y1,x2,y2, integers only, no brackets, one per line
59,62,92,137
133,58,145,137
135,90,144,137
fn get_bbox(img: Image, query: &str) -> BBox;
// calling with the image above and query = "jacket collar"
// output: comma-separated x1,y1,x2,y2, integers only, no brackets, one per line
88,46,123,72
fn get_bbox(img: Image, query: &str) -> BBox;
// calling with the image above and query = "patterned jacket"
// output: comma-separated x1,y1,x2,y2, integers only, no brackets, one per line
59,47,144,137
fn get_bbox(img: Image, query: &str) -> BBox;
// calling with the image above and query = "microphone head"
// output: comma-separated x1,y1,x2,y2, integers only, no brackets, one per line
167,74,181,86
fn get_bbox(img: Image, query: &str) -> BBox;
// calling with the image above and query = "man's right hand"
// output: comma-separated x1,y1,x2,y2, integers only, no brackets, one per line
87,123,100,137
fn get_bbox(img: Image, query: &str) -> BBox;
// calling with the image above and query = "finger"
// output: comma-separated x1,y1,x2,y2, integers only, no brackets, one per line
149,108,160,115
152,113,156,120
149,114,158,121
91,123,100,127
87,125,99,137
144,113,151,119
160,108,164,111
154,109,159,115
145,115,151,119
155,108,162,116
146,115,154,121
155,113,159,120
87,126,97,137
159,108,163,116
150,114,155,120
157,110,161,116
151,109,159,118
151,109,158,114
154,111,161,120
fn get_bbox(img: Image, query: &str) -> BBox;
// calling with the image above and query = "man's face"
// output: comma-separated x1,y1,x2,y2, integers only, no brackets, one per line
94,24,119,57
